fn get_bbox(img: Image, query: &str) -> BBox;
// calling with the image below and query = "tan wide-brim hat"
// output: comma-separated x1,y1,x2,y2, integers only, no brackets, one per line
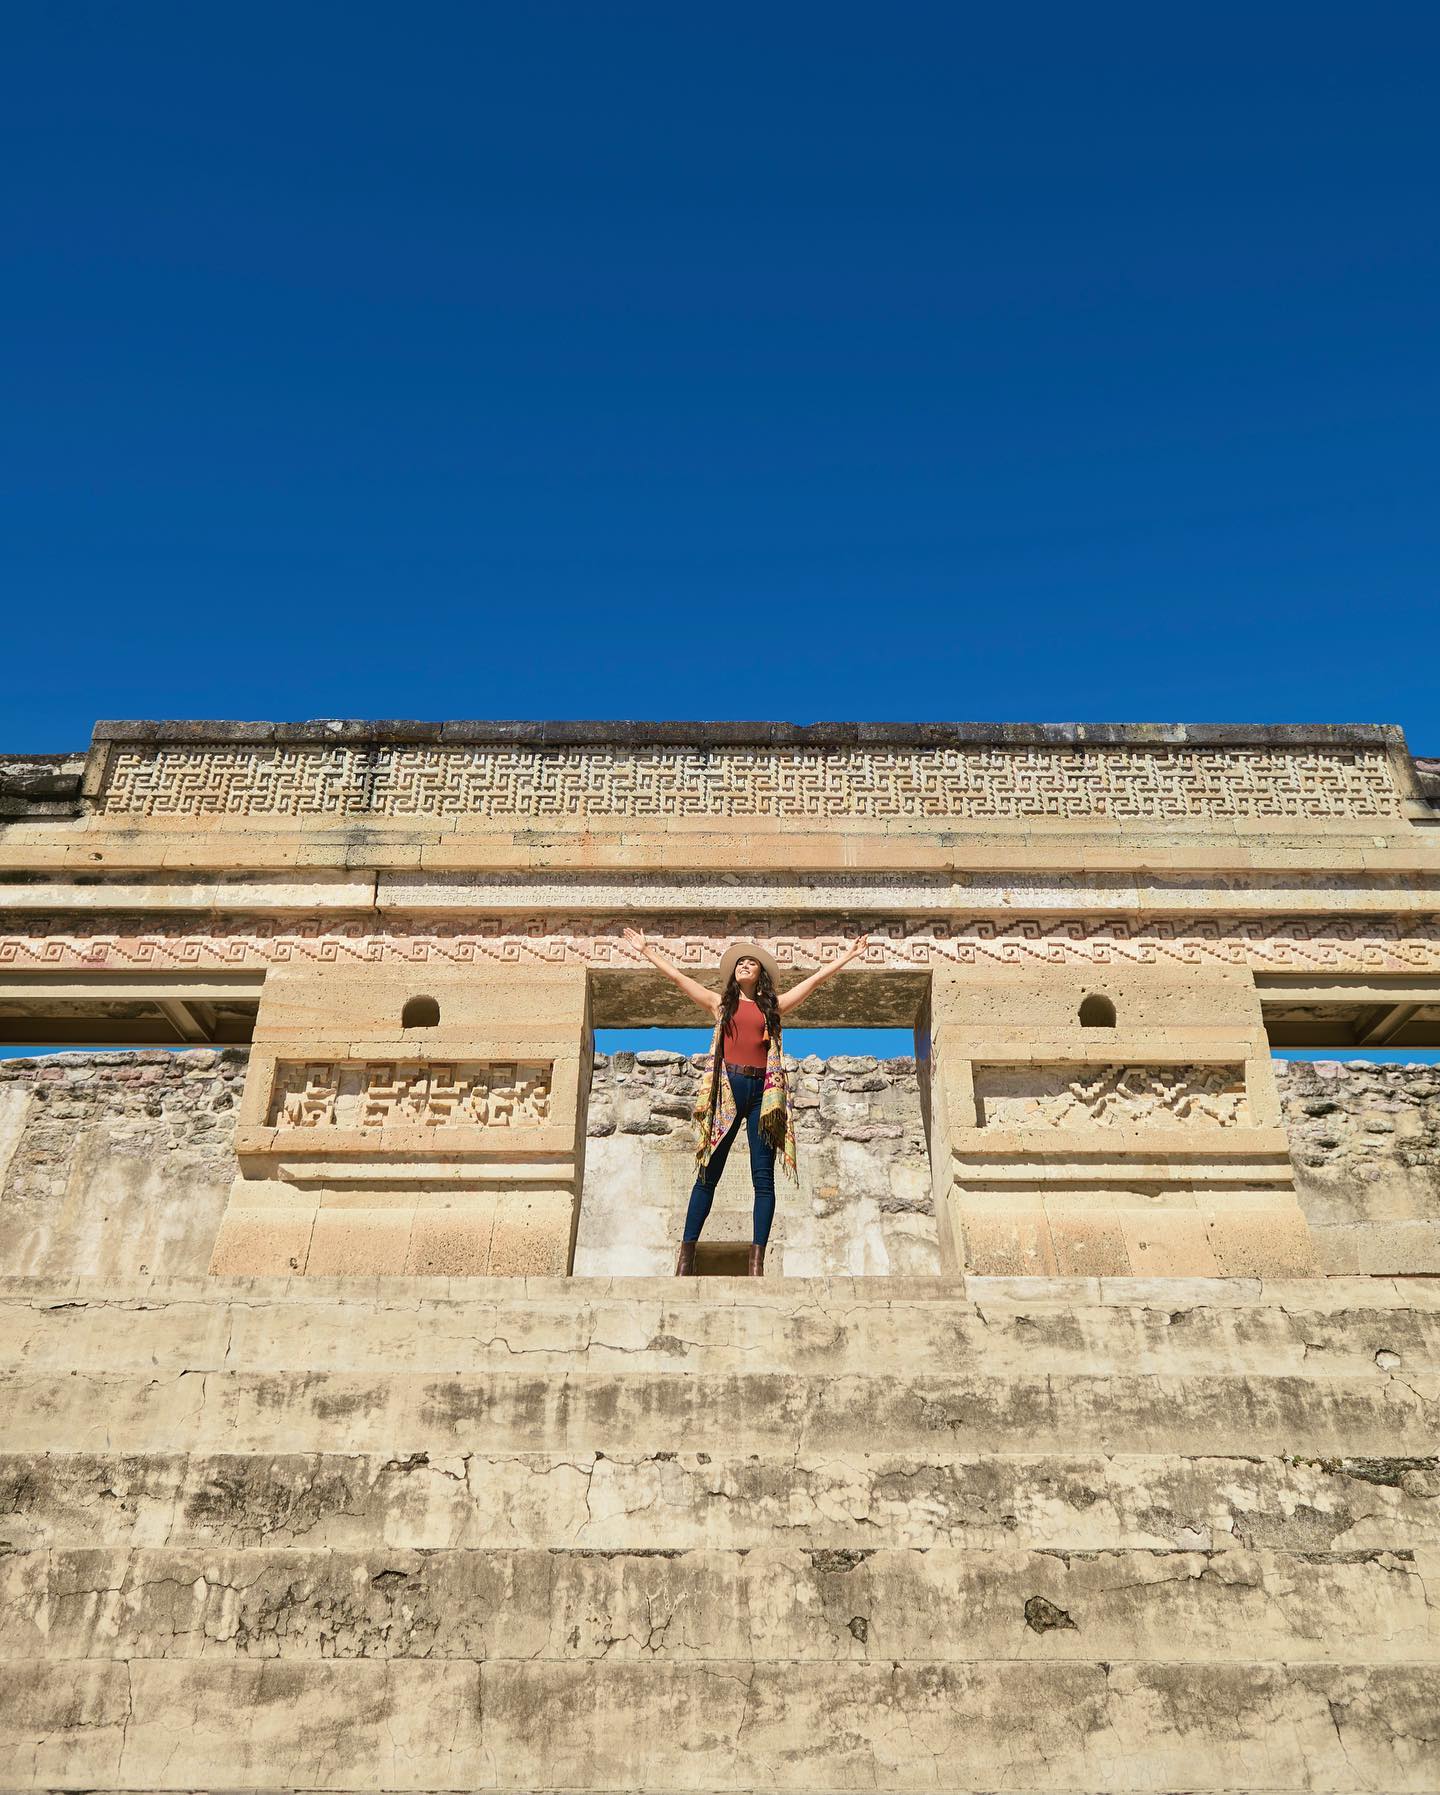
717,939,781,987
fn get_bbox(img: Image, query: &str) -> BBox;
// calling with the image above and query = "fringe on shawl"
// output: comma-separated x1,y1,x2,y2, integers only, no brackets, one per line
693,1019,799,1185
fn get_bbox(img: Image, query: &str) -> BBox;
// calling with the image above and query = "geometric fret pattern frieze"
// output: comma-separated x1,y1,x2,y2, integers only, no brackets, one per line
6,913,1440,973
96,743,1406,821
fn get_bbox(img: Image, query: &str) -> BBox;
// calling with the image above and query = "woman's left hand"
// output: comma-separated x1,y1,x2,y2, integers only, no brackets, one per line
843,934,872,963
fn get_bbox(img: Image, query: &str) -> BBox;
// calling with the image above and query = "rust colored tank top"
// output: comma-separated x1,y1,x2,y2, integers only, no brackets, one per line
723,996,769,1068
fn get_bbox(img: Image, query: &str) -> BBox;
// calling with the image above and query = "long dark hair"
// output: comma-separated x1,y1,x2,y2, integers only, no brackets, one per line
718,963,782,1053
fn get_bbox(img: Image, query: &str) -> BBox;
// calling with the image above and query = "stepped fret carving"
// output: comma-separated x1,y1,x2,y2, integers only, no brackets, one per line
268,1058,551,1129
96,743,1403,821
975,1063,1249,1129
5,914,1440,972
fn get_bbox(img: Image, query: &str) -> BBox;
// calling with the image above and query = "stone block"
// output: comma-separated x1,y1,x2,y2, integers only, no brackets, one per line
305,1208,414,1276
1353,1218,1440,1275
1311,1224,1363,1275
224,1175,314,1209
252,964,588,1048
207,1208,315,1277
957,1206,1058,1276
1117,1210,1220,1277
1202,1206,1319,1277
404,1204,497,1276
1047,1208,1131,1277
487,1191,575,1275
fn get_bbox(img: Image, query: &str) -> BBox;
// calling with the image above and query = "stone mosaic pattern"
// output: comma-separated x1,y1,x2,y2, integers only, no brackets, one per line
93,742,1405,821
268,1059,551,1130
974,1063,1249,1129
6,912,1440,973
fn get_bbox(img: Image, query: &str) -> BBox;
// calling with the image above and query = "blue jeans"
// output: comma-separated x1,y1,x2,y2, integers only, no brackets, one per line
683,1066,778,1247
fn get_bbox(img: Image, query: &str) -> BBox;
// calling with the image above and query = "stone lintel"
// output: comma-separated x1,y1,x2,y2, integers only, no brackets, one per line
83,717,1417,752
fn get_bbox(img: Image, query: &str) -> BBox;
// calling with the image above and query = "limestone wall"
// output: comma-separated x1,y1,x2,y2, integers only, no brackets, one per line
575,1051,938,1276
0,1049,244,1279
1278,1059,1440,1273
3,1048,1439,1279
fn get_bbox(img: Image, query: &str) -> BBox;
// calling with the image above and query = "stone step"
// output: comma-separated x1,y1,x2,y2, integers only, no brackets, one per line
4,1545,1434,1665
3,1366,1434,1458
5,1271,1438,1307
6,1290,1440,1381
4,1278,1438,1378
2,1657,1433,1791
5,1450,1436,1554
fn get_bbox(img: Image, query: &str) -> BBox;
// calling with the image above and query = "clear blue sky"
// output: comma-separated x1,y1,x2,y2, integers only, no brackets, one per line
3,3,1438,751
4,7,1437,1062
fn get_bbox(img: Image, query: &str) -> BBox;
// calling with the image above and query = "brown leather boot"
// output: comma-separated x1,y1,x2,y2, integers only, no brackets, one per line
747,1243,765,1278
675,1240,697,1276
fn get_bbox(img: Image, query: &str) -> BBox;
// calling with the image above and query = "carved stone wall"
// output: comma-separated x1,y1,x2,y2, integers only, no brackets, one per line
7,913,1440,976
92,741,1406,822
973,1064,1249,1129
267,1059,551,1130
215,965,591,1280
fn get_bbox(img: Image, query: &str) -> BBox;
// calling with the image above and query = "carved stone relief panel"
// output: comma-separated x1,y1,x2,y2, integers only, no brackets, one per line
95,742,1404,821
974,1063,1249,1129
6,912,1440,975
267,1059,552,1130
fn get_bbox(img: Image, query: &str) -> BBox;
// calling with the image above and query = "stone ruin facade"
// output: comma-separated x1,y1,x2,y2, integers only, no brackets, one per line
0,718,1437,1790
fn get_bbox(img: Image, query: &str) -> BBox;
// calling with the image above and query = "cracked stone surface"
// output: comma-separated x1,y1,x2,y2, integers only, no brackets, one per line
3,1658,1437,1789
4,1279,1438,1378
3,1544,1434,1665
4,1362,1435,1458
4,1445,1438,1555
0,1271,1437,1789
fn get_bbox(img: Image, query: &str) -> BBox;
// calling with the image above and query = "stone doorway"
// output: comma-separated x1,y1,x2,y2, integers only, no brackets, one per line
574,964,940,1277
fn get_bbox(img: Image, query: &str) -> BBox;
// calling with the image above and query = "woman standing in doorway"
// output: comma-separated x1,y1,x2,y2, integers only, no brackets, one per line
622,929,871,1276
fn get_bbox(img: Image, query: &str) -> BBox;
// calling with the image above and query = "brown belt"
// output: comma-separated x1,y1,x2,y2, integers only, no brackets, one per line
725,1061,767,1077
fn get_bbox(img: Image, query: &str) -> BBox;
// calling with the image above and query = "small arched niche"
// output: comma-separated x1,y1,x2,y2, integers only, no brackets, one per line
401,995,441,1030
1078,993,1116,1028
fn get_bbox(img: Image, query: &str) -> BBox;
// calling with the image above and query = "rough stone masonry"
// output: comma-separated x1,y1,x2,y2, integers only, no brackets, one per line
4,1048,1438,1280
0,717,1438,1792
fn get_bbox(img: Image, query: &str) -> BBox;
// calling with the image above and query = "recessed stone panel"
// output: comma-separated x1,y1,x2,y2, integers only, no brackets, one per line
266,1058,552,1130
973,1063,1250,1130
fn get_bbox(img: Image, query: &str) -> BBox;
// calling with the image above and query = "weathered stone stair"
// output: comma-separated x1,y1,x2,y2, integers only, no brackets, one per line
1,1273,1437,1791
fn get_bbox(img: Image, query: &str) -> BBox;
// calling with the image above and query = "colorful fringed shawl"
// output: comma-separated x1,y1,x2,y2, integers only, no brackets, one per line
693,1019,799,1186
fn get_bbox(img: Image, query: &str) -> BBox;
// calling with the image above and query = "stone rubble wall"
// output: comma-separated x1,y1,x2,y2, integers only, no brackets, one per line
0,1050,245,1279
1,1048,1439,1278
1276,1058,1440,1273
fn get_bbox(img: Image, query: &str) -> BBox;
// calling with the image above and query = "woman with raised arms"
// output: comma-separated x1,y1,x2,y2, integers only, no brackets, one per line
622,929,871,1275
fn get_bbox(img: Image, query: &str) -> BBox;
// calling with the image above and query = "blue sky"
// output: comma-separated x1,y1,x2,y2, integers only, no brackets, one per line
3,5,1437,1062
3,3,1438,746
